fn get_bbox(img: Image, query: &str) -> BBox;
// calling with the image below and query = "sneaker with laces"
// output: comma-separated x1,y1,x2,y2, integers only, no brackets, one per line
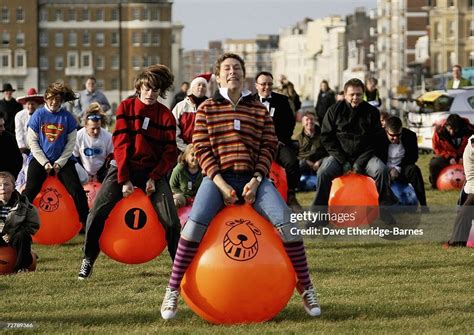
297,283,321,317
78,258,93,280
161,287,180,320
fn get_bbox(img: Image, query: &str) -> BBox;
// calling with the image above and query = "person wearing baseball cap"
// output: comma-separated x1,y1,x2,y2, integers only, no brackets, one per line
0,83,23,135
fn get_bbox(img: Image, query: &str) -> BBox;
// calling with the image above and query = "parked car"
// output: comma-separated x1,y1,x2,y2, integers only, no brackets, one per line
407,87,474,151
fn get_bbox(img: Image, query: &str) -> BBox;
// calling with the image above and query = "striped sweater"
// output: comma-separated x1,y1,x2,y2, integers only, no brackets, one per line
113,97,177,184
193,90,277,180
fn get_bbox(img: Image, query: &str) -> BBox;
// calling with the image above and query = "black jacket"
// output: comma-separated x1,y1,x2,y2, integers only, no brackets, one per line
0,98,23,135
375,128,419,168
252,92,295,146
315,90,336,123
0,130,23,179
321,100,381,167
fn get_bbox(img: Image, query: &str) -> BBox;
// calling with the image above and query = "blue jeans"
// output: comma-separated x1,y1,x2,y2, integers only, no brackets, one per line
181,173,300,243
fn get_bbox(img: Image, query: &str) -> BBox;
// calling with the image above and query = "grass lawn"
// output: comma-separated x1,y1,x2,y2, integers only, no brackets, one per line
1,151,473,334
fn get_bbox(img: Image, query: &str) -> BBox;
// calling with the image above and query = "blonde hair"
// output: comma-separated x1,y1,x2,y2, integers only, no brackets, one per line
84,102,106,124
179,144,196,167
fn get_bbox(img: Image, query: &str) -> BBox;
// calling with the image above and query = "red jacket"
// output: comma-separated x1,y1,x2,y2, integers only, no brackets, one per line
113,97,177,184
432,118,474,160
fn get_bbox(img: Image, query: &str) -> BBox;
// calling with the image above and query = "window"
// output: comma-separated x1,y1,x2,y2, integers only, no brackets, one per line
2,31,10,46
470,0,474,7
17,81,23,91
55,9,63,21
132,8,141,20
448,20,455,38
111,78,119,90
152,32,160,46
96,79,104,90
55,56,64,70
81,52,92,67
153,55,160,65
132,32,140,46
83,31,90,46
68,32,77,46
40,32,48,46
470,20,474,37
96,55,105,69
142,31,151,45
16,7,24,22
82,8,90,21
16,32,24,46
55,32,63,47
132,56,141,69
143,55,151,67
96,9,104,21
40,56,49,70
434,22,441,40
67,52,78,67
448,0,455,6
67,8,75,21
111,8,118,20
111,55,119,69
150,8,160,20
95,32,104,46
111,32,119,46
1,7,9,22
39,8,48,21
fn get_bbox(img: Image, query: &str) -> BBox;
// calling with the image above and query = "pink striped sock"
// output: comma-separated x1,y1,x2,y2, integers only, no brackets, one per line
284,241,311,288
168,238,200,290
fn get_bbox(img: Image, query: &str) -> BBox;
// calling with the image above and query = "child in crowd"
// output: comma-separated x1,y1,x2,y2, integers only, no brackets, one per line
73,102,113,182
22,82,89,225
170,144,203,209
78,64,181,280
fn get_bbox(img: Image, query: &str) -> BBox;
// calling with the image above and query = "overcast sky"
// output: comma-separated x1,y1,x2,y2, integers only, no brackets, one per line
172,0,377,50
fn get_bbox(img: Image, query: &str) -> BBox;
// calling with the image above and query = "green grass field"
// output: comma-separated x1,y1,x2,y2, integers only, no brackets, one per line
1,155,473,334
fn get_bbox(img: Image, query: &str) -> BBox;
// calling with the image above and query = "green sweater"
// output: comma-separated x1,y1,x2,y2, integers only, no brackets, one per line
170,163,203,199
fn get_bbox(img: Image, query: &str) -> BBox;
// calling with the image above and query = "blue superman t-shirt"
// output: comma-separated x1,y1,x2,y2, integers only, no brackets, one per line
28,107,77,163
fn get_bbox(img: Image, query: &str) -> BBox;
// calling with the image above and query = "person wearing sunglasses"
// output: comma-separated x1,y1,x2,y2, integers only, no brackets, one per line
73,103,113,183
375,116,427,210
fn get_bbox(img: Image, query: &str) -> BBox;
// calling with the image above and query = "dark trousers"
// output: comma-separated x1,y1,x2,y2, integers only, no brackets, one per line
449,193,474,245
83,166,181,262
276,144,300,193
0,230,33,271
399,164,427,206
429,156,450,188
23,158,89,223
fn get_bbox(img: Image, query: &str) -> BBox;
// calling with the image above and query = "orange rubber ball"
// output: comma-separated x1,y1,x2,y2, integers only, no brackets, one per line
99,188,167,264
32,176,82,245
328,173,379,227
436,164,465,190
181,204,296,324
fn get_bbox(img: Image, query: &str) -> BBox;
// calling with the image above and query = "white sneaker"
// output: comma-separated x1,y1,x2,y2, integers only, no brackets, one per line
161,287,180,320
297,283,321,317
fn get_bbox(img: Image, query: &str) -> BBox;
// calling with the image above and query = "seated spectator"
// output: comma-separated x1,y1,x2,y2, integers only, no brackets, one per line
315,80,335,125
0,171,40,273
297,111,327,176
311,78,398,224
430,114,474,189
0,111,22,180
73,103,113,182
172,75,209,153
445,134,474,247
375,116,427,208
170,144,203,209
